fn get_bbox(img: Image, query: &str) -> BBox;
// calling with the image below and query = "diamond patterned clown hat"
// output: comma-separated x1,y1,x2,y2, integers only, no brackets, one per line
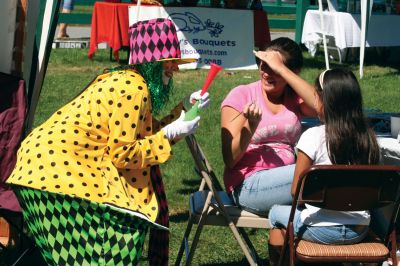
129,18,197,65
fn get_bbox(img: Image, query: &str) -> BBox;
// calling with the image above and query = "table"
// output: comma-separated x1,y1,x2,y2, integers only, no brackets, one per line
301,10,400,56
378,137,400,165
88,2,271,62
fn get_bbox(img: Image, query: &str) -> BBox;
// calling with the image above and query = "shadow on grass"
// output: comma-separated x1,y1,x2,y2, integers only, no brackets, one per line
303,55,328,70
201,258,269,266
363,59,400,74
199,258,347,266
176,178,200,194
170,211,189,223
303,46,400,73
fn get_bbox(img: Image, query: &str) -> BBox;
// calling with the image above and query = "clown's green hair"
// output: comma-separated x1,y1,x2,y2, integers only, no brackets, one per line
104,62,173,115
135,61,173,115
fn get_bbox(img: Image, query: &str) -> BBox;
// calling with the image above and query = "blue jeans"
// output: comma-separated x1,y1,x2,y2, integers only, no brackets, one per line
232,164,295,215
269,205,369,244
62,0,74,10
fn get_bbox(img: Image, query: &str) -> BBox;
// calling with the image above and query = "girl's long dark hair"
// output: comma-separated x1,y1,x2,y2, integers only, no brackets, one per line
317,68,380,164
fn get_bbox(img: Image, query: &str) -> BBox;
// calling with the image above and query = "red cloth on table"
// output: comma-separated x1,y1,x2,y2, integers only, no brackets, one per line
88,2,271,61
88,2,136,61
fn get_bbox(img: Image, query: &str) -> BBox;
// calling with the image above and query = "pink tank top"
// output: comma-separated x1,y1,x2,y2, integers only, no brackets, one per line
221,80,302,192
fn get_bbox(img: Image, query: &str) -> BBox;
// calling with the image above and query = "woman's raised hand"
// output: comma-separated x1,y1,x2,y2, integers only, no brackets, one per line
254,50,285,75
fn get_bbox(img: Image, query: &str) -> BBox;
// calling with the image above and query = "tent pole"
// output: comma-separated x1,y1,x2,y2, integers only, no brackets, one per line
318,0,330,70
360,0,372,78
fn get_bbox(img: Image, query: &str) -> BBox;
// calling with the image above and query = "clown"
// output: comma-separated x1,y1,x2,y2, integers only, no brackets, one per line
6,18,209,265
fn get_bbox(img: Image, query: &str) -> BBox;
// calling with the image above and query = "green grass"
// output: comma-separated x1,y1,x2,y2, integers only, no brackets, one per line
32,47,400,265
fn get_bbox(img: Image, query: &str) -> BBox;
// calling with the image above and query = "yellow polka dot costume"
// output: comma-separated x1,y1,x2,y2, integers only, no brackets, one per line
7,18,196,265
7,69,181,223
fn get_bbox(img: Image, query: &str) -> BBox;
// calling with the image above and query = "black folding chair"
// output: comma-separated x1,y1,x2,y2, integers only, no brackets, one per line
175,134,271,266
279,164,400,266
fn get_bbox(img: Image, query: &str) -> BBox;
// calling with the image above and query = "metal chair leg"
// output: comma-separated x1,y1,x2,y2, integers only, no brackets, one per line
227,222,258,266
175,217,195,266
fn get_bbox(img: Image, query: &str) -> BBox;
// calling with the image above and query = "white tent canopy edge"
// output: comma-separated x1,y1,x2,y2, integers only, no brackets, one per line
319,0,373,78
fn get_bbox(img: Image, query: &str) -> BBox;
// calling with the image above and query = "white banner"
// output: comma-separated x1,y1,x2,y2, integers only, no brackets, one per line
128,6,257,70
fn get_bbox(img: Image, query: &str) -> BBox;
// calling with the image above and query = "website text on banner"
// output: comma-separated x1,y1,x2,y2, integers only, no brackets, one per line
128,6,257,70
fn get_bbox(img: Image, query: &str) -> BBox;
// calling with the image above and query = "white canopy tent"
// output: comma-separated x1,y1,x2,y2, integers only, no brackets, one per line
318,0,373,77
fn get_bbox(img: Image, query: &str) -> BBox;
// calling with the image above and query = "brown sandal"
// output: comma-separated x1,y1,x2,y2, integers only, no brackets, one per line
56,34,70,39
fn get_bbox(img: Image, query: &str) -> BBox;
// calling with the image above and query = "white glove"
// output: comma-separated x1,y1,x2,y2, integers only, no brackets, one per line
190,90,210,110
162,110,200,140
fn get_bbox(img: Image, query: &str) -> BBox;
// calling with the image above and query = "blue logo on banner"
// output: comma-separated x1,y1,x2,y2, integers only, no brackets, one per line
168,12,224,37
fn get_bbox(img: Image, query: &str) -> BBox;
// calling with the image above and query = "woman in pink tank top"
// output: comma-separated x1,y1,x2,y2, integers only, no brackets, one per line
220,37,317,217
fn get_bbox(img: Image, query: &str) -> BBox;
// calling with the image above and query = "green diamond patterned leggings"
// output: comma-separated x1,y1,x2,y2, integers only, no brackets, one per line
14,186,149,266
